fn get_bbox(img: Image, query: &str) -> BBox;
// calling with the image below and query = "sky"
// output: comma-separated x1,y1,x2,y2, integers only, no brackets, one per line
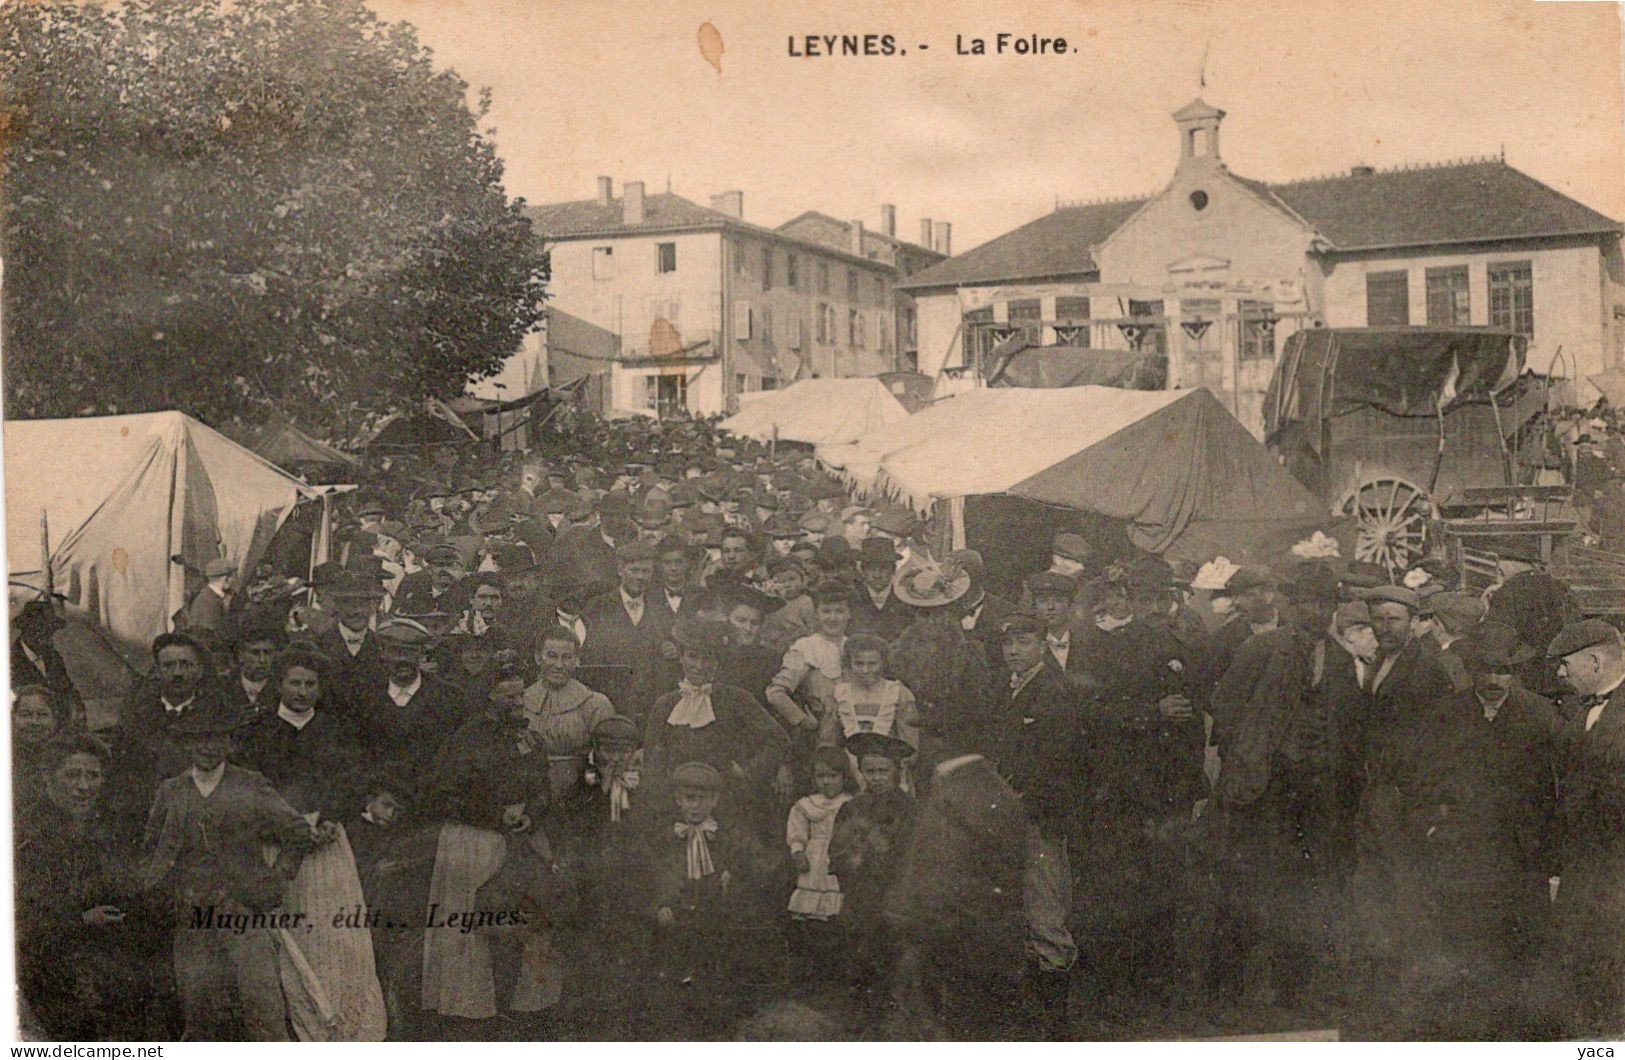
363,0,1625,254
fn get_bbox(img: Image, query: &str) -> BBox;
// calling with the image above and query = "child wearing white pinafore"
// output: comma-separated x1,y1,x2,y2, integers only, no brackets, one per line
786,747,852,920
819,635,919,789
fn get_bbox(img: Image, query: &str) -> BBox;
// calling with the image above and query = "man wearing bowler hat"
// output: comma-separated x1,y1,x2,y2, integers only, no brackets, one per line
182,556,236,635
849,536,911,642
1542,618,1625,1036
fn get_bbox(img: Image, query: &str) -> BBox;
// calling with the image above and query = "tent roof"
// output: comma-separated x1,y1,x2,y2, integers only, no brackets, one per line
252,422,358,468
6,411,319,576
718,377,910,446
863,387,1327,561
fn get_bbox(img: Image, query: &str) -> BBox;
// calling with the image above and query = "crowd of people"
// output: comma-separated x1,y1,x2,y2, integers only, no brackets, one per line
10,409,1625,1041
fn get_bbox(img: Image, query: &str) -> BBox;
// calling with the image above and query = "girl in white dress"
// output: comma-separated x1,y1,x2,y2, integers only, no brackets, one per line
786,747,852,920
820,635,919,788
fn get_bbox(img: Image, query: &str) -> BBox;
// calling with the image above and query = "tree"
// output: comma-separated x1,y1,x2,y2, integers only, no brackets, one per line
0,0,548,438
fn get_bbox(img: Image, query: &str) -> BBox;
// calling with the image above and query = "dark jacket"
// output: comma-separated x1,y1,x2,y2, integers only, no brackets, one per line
848,587,915,643
351,673,469,784
1002,664,1089,835
423,708,551,832
578,589,674,719
236,709,365,819
642,682,789,811
10,636,84,729
829,788,916,919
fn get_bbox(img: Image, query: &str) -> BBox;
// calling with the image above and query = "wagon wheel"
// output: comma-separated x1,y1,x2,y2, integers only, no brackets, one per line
1338,476,1431,573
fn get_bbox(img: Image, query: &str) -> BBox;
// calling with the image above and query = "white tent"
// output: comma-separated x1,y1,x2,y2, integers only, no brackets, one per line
6,411,325,655
817,389,1005,496
718,377,910,446
845,386,1329,562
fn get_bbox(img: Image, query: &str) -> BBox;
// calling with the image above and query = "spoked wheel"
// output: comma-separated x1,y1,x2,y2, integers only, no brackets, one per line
1338,476,1431,573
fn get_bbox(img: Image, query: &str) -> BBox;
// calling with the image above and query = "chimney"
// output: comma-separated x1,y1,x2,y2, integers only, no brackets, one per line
920,218,933,248
880,204,896,237
596,176,613,205
937,222,952,256
849,219,865,255
709,190,743,219
623,181,645,225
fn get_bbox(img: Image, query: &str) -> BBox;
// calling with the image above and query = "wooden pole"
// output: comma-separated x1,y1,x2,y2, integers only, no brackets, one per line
40,511,53,599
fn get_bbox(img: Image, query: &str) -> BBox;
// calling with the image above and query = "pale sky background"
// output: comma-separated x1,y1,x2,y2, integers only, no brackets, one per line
365,0,1625,253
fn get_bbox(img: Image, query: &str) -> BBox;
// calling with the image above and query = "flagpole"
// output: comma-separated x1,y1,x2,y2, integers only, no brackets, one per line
40,510,53,599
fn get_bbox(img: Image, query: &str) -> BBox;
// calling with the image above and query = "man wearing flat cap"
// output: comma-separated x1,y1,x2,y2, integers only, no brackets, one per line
1350,581,1455,1012
1542,617,1625,1036
352,618,470,783
1209,566,1281,674
1422,590,1488,693
1208,560,1346,1008
313,570,389,701
108,631,218,838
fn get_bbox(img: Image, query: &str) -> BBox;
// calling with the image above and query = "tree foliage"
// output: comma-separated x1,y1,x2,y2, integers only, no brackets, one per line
1,0,548,436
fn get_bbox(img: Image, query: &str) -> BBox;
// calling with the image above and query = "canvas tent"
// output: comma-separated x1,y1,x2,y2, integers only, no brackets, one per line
718,377,910,447
251,421,359,469
6,411,326,659
859,386,1332,563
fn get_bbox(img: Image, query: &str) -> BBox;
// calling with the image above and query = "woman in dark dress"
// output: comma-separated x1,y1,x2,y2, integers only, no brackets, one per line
236,646,363,820
17,733,165,1039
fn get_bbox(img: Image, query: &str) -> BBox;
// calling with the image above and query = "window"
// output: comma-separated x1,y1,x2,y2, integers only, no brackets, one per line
846,270,859,302
592,246,615,280
762,247,773,291
759,306,773,344
821,304,836,345
818,263,831,295
849,309,863,348
788,313,803,350
963,306,994,366
736,373,750,394
900,305,917,349
762,377,778,391
1054,296,1090,348
1426,266,1470,325
1489,261,1533,337
733,240,748,276
1238,299,1277,362
816,303,830,344
1008,298,1042,343
647,373,688,418
656,242,677,274
787,253,799,288
1127,299,1167,355
1366,270,1410,326
733,301,753,340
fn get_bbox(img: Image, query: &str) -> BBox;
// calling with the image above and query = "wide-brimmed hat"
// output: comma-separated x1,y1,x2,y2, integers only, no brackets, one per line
201,556,236,579
892,561,970,608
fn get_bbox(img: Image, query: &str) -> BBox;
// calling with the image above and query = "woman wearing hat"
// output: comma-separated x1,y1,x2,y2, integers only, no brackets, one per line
642,618,789,828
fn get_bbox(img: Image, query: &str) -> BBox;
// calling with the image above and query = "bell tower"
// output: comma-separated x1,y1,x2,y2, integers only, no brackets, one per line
1173,98,1225,166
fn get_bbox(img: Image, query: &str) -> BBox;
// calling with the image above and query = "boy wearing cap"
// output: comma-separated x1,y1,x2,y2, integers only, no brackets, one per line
647,761,781,990
829,731,917,1010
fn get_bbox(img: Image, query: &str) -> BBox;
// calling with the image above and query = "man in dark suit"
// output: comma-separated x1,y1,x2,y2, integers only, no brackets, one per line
108,632,216,840
848,537,912,642
351,618,468,785
180,556,236,636
393,544,469,618
1027,571,1093,678
1351,583,1456,1019
548,495,622,601
1210,565,1282,674
311,571,388,706
10,597,84,729
652,534,698,619
950,549,1015,669
579,540,673,719
1542,618,1625,1037
996,612,1088,1031
217,618,286,716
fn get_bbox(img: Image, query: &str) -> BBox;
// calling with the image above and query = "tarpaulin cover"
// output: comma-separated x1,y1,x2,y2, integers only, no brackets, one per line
1265,327,1526,444
719,377,910,446
868,386,1328,562
252,422,359,468
5,411,319,654
818,389,1006,496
